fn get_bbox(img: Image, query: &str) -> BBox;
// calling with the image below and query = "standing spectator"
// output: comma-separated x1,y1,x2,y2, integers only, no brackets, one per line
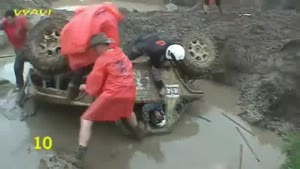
203,0,223,15
0,10,28,90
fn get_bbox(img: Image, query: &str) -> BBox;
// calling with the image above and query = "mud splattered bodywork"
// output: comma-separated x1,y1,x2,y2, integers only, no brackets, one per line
22,60,202,135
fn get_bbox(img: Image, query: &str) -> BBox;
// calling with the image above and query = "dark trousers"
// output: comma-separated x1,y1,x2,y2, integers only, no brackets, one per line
14,48,25,88
70,64,94,88
204,0,221,6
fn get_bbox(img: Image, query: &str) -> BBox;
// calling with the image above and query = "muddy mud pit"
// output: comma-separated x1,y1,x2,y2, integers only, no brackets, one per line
115,8,300,134
0,0,300,168
0,74,287,169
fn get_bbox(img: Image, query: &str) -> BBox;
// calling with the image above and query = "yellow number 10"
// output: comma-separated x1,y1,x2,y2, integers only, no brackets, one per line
34,136,53,150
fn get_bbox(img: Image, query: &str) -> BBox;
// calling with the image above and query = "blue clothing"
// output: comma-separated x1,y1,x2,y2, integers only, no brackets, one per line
142,103,164,122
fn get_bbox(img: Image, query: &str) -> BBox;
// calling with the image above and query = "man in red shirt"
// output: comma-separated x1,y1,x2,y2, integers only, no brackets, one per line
62,33,144,168
0,10,28,89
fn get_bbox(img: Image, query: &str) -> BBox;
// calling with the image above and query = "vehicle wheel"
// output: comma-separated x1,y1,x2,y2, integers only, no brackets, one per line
180,30,219,78
24,17,69,74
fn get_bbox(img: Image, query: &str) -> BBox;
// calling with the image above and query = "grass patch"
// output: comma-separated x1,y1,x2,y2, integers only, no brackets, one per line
282,133,300,169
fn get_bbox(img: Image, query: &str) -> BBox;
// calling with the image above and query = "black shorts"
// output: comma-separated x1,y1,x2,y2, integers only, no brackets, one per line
71,64,94,88
204,0,221,6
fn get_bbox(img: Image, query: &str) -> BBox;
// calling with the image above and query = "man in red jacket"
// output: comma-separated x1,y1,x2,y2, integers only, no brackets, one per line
63,33,144,168
59,2,126,99
0,10,28,90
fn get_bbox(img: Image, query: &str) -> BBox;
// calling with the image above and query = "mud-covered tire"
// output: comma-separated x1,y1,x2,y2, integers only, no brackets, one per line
180,30,219,78
24,17,69,74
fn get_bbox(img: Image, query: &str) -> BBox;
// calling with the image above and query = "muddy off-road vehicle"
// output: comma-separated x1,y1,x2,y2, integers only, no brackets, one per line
20,16,218,135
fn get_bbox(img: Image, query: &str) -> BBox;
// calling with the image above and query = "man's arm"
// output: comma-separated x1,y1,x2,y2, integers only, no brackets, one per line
151,66,164,91
85,60,106,97
128,45,143,60
128,35,149,60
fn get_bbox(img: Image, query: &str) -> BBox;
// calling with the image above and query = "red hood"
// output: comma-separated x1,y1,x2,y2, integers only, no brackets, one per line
74,2,124,21
102,2,124,21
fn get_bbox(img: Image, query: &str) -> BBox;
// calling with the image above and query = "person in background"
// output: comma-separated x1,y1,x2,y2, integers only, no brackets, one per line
128,33,185,96
63,33,144,168
60,2,127,100
0,10,28,90
203,0,223,15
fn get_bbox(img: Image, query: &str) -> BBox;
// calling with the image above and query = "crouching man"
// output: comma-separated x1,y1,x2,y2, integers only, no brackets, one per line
128,33,185,96
142,103,166,131
63,33,144,168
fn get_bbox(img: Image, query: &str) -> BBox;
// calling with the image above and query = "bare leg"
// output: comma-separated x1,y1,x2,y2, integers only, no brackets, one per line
79,119,93,146
204,4,209,14
203,0,209,14
62,119,92,168
126,112,145,139
126,112,138,127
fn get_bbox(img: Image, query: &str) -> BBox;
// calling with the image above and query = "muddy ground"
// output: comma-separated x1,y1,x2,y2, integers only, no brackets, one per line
0,62,288,168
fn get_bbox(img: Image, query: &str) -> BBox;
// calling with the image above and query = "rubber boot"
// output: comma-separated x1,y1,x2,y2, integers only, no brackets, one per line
62,145,87,168
66,83,80,100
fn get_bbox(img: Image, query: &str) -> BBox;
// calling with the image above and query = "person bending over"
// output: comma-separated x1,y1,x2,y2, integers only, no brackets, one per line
63,33,144,168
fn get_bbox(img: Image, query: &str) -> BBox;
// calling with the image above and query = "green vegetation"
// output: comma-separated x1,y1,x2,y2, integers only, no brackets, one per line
282,133,300,169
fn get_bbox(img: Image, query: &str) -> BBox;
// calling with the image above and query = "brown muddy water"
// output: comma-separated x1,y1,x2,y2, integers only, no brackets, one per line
0,55,287,169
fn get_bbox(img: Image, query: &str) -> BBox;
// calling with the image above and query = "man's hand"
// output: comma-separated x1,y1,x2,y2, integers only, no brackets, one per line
79,84,86,91
131,60,139,63
159,87,165,97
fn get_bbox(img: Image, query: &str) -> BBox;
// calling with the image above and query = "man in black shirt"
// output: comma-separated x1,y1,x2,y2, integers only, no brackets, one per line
128,33,185,95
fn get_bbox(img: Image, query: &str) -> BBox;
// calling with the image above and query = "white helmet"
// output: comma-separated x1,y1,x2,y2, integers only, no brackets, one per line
165,44,185,61
156,115,166,128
